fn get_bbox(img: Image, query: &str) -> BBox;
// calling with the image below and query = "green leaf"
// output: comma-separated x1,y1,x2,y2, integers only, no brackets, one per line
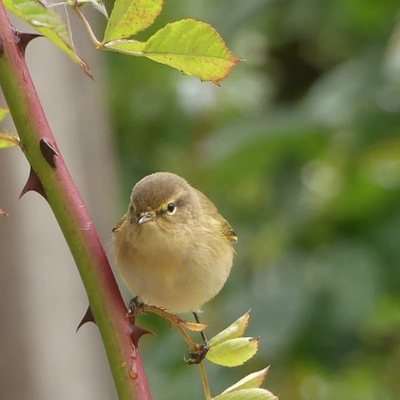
0,107,9,121
0,132,20,149
3,0,90,75
104,39,145,54
206,337,259,367
104,0,163,42
209,311,251,347
213,388,279,400
221,367,270,394
105,18,241,83
144,19,240,83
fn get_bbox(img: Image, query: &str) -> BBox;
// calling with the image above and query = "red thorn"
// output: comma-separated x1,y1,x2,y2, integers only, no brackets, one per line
128,323,155,348
39,138,58,168
12,29,42,56
19,167,46,199
76,306,96,332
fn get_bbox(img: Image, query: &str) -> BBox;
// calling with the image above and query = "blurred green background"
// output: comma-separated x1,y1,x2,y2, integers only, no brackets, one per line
106,1,400,399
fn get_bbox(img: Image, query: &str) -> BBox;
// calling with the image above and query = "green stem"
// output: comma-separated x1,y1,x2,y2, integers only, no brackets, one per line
199,361,212,400
141,305,212,399
0,3,151,399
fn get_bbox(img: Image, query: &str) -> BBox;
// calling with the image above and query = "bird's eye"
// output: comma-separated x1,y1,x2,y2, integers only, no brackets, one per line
166,202,176,214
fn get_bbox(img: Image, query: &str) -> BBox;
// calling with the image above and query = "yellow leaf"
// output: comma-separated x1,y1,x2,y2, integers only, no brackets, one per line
0,132,20,149
4,0,90,75
209,311,251,347
105,19,241,83
144,19,241,83
104,0,163,42
206,337,259,367
221,367,270,394
214,388,279,400
0,107,10,121
179,320,208,332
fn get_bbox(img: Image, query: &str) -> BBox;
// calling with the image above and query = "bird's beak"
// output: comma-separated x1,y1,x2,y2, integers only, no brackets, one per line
138,212,156,225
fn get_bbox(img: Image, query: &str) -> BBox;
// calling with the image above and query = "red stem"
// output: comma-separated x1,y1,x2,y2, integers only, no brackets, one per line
0,3,151,399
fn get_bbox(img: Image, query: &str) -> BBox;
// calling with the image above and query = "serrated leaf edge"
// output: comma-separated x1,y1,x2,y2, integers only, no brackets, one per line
221,367,270,394
209,310,251,347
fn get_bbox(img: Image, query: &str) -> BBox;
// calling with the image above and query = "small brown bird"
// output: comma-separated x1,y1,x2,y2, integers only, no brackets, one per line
112,172,237,314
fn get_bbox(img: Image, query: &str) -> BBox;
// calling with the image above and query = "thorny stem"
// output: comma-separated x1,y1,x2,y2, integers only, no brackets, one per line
0,3,150,399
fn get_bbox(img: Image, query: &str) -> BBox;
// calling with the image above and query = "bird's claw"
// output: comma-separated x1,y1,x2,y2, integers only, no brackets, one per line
184,341,209,365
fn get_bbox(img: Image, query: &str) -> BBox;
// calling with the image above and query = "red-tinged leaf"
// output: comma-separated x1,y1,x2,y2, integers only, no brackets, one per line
0,209,8,217
214,388,279,400
0,132,20,149
221,367,270,394
3,0,90,76
206,337,259,367
209,311,251,347
144,19,241,82
105,18,241,83
104,0,163,42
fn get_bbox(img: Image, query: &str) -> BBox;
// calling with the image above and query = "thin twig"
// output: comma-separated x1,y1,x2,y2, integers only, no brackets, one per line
142,305,213,398
73,4,102,47
142,305,199,350
199,361,212,400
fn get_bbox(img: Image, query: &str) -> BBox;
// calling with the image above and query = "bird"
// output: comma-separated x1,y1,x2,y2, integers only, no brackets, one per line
112,172,237,315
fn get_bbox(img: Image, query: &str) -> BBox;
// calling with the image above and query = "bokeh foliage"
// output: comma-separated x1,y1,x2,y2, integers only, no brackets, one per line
106,0,400,398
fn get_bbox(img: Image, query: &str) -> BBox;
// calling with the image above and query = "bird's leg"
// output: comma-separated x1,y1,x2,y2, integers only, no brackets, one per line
194,312,209,345
186,312,209,364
